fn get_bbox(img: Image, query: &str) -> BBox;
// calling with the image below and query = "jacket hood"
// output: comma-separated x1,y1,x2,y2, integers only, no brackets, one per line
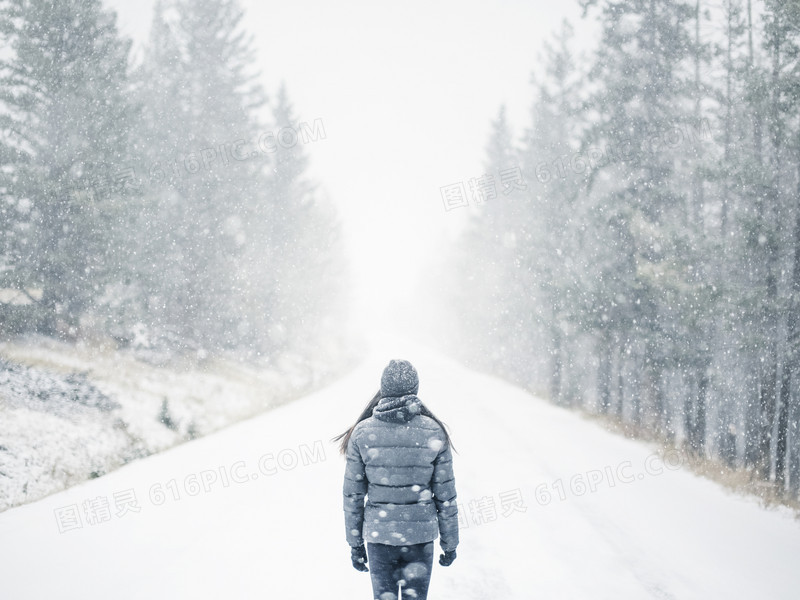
373,394,422,423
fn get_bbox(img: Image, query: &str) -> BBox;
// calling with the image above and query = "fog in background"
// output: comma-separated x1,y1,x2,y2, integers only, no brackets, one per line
106,0,595,336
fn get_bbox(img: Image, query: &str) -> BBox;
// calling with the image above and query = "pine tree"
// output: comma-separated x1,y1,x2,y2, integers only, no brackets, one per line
132,0,270,352
581,0,696,433
520,20,590,406
446,105,545,385
265,84,349,356
479,105,535,384
708,0,752,466
0,0,135,337
760,0,800,492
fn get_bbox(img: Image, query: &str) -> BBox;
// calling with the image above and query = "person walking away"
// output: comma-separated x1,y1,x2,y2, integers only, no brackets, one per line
334,359,459,600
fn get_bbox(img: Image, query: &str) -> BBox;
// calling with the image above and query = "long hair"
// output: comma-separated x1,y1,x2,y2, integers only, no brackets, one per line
332,389,457,455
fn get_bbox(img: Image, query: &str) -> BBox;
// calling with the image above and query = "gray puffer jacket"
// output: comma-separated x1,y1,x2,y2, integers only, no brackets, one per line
343,394,459,551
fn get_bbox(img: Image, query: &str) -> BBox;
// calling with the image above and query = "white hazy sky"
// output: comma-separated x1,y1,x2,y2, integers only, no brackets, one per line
105,0,596,334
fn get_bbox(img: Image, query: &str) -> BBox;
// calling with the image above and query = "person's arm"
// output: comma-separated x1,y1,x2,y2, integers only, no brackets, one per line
343,430,367,548
432,439,459,552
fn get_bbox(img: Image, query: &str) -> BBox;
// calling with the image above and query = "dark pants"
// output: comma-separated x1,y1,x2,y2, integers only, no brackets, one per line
366,541,434,600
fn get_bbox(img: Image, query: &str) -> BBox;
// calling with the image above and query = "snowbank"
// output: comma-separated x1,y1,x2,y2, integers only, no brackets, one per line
0,336,356,512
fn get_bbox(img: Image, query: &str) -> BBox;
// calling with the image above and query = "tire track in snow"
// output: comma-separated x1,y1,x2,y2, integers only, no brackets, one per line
452,377,680,600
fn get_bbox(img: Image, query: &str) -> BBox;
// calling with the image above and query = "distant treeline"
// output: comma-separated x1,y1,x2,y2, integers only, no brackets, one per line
441,0,800,500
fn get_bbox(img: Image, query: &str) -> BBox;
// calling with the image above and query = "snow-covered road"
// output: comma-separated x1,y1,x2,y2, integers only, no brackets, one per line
2,340,799,599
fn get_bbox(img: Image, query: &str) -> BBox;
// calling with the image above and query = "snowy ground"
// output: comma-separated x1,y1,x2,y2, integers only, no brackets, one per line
0,336,349,511
1,337,799,599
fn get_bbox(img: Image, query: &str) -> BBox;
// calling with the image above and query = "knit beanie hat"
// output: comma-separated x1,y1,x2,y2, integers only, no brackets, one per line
380,359,419,397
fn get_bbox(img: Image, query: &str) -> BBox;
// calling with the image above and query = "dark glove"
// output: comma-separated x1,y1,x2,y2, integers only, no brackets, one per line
439,549,457,566
351,544,369,572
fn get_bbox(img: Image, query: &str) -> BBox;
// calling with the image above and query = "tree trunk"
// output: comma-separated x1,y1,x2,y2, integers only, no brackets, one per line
778,163,800,492
722,0,733,238
777,354,790,489
550,325,563,404
696,362,709,454
597,330,612,414
643,340,661,433
744,361,761,469
616,339,626,418
692,0,705,227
